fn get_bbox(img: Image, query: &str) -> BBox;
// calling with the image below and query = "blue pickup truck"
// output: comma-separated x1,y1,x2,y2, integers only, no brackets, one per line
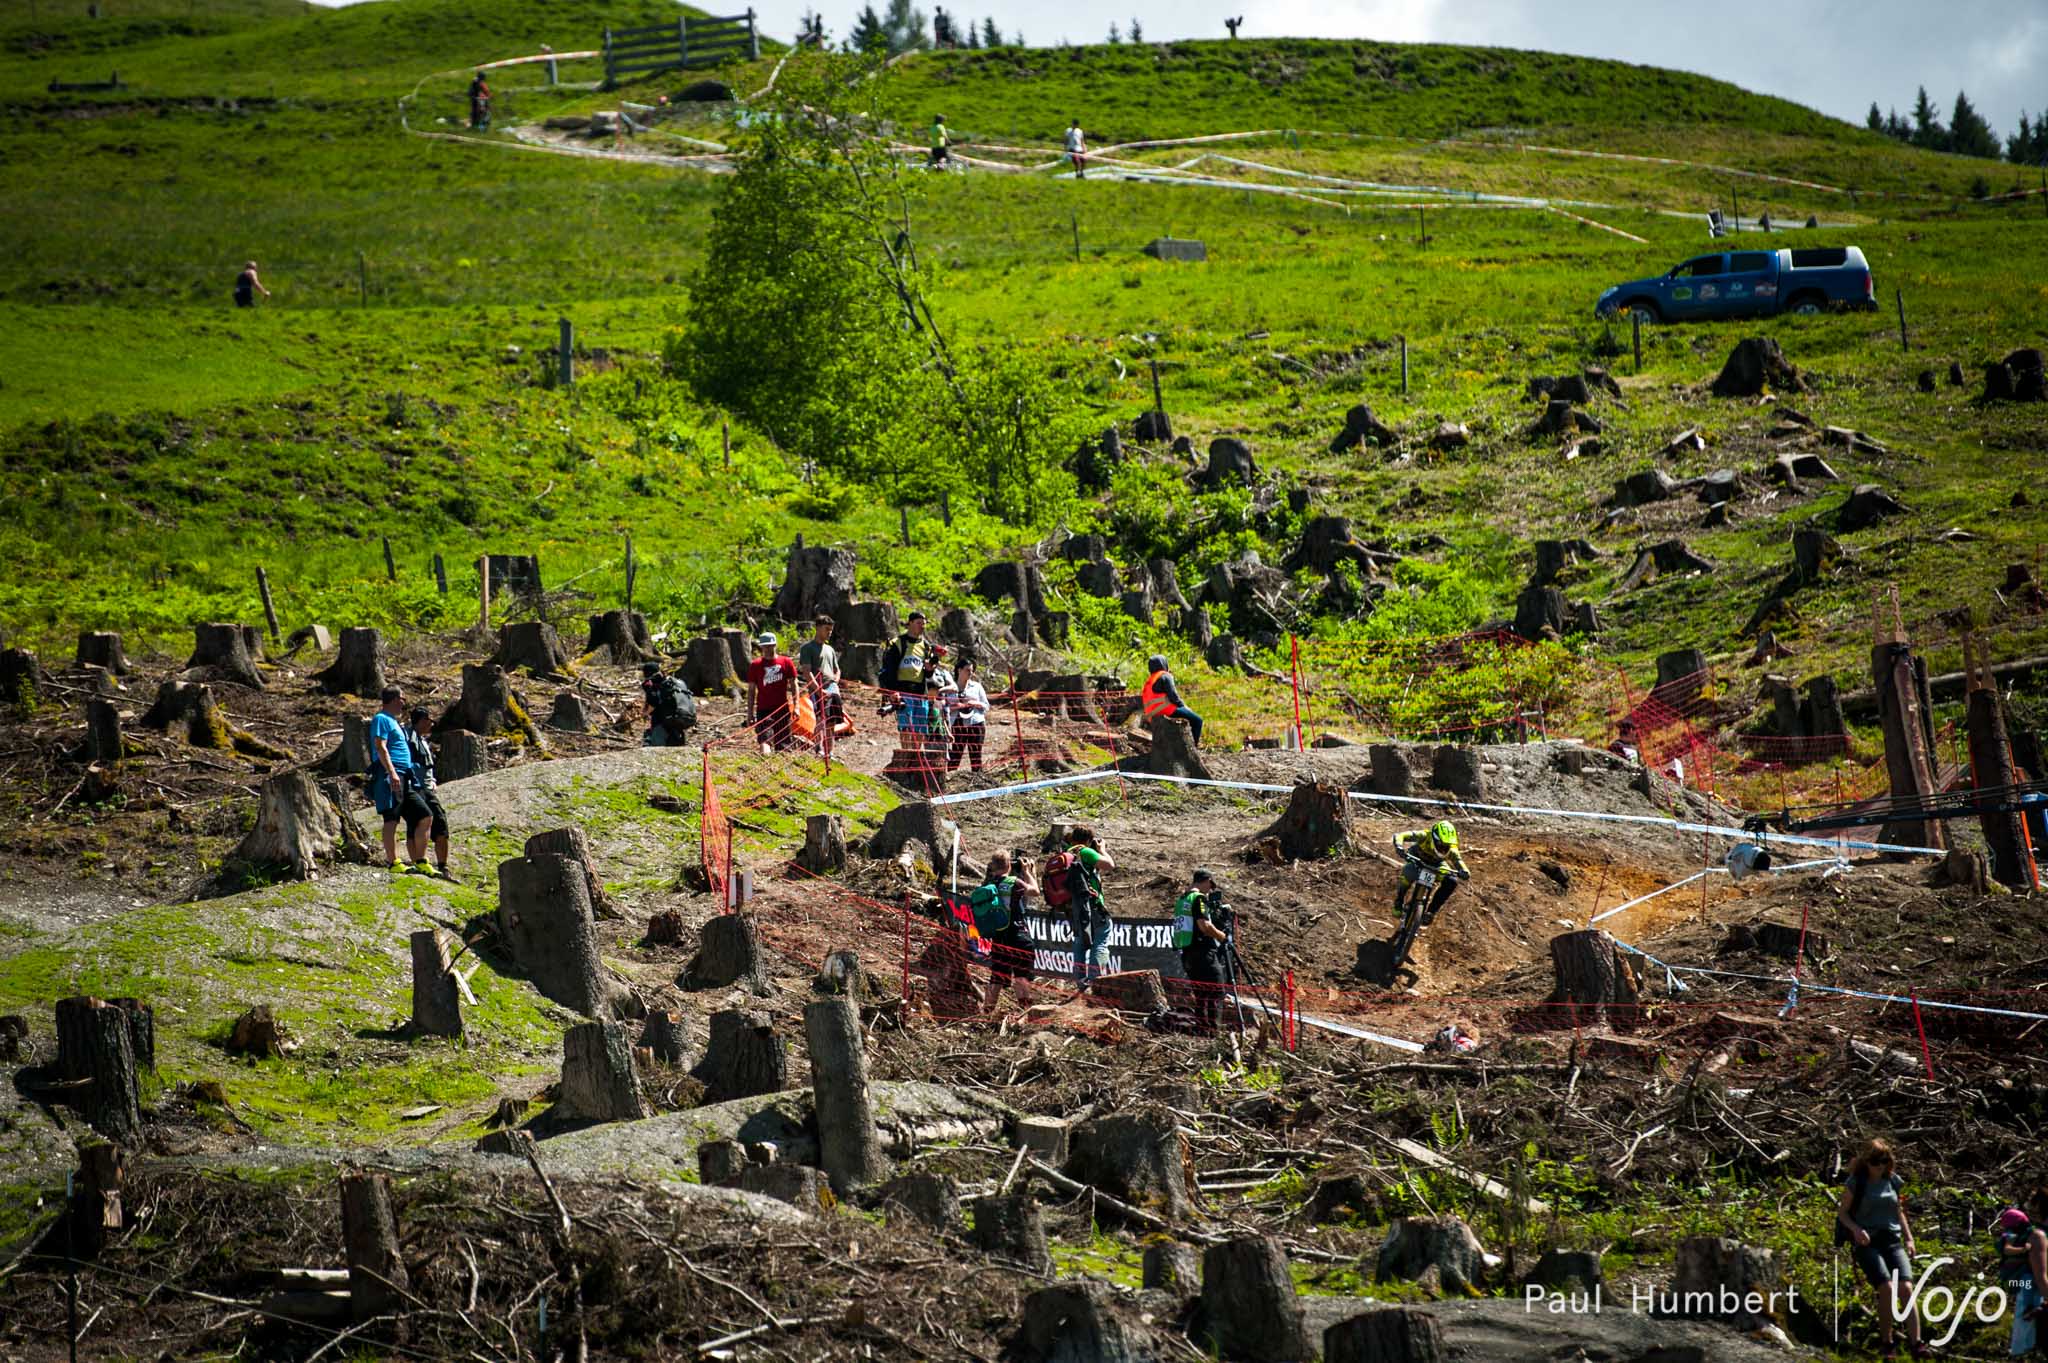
1595,246,1874,322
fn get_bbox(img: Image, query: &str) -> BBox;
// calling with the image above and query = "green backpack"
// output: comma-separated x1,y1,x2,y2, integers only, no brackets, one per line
969,880,1014,935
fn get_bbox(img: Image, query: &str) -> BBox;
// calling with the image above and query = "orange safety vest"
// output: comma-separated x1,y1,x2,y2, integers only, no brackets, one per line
1141,669,1175,718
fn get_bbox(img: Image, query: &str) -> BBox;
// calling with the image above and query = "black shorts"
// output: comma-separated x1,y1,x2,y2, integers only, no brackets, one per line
379,784,432,834
419,789,448,836
989,924,1033,981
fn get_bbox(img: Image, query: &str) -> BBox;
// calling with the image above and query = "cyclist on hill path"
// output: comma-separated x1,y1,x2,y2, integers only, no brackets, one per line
1392,819,1469,930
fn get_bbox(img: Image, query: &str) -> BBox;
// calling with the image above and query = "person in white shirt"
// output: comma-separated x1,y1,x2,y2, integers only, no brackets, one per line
1064,119,1087,178
948,660,991,772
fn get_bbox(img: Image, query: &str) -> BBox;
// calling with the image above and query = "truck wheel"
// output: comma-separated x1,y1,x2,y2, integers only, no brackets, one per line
1618,300,1661,323
1789,295,1826,315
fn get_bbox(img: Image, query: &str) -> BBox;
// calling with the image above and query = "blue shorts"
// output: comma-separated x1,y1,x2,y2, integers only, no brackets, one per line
896,695,931,732
2012,1279,2041,1356
1852,1240,1911,1289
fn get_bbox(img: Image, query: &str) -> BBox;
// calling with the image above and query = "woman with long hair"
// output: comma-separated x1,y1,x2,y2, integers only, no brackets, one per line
1836,1139,1928,1357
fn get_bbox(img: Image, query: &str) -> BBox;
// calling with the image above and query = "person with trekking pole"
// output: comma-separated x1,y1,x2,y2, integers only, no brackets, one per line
1835,1138,1929,1358
1173,868,1230,1035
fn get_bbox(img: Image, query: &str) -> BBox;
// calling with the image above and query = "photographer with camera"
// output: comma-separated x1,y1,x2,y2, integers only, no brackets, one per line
1173,868,1231,1035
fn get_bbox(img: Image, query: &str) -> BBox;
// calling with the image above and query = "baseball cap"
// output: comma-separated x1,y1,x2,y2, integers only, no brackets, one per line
755,632,778,648
1193,867,1216,884
641,661,661,675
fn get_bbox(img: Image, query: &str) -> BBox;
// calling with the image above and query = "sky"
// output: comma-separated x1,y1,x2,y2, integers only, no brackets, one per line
321,0,2046,139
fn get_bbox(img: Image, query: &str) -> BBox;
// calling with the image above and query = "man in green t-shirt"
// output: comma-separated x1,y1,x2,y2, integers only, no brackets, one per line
1063,826,1116,987
1173,869,1230,1035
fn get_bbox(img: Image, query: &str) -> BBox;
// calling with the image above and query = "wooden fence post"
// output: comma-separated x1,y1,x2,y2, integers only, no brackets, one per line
624,533,636,611
433,552,447,595
357,250,367,306
899,506,911,547
1070,209,1080,262
478,556,491,631
1632,308,1643,374
381,536,396,582
722,420,731,468
1399,335,1409,396
256,567,280,643
558,318,574,386
1895,289,1909,352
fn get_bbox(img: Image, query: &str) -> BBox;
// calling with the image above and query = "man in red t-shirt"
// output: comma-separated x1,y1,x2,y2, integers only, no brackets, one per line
747,632,797,751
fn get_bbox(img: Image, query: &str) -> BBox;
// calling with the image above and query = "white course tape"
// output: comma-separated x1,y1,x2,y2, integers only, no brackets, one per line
1609,942,2048,1023
931,767,1946,856
1590,856,1849,926
1291,1010,1427,1053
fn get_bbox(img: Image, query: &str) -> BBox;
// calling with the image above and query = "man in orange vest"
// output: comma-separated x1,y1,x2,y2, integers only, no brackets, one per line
1140,654,1203,746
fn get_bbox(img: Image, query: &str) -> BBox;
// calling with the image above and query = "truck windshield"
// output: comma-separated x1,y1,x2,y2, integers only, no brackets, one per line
1729,252,1773,272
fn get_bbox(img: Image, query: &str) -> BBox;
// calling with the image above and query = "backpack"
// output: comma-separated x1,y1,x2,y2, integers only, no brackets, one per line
1040,851,1075,909
968,880,1012,935
659,677,697,728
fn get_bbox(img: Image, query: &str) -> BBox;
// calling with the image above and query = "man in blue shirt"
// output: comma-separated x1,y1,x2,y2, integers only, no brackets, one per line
368,686,432,868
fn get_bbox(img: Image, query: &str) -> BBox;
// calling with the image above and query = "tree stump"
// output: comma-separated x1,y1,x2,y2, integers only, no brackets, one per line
1091,970,1168,1016
79,698,124,765
1200,1236,1311,1362
440,663,542,747
107,998,154,1073
1330,403,1398,452
1547,930,1642,1029
327,714,371,776
832,600,899,645
74,631,130,675
1526,1247,1605,1293
1653,648,1709,698
339,1172,409,1322
1709,337,1806,398
866,800,957,867
840,641,882,686
739,1163,834,1213
771,542,858,623
1324,1308,1448,1363
700,1129,749,1186
545,692,592,732
639,1010,692,1066
1144,1242,1200,1292
313,627,386,698
1075,559,1117,598
682,635,741,697
694,1008,787,1103
560,1021,645,1122
1142,716,1211,780
1258,781,1354,860
227,1005,292,1058
492,620,571,678
68,1141,126,1260
409,929,463,1039
1512,583,1569,641
1374,1216,1490,1296
971,1192,1050,1273
1429,746,1483,800
183,622,264,689
1021,1281,1147,1363
813,948,866,998
583,609,655,665
1366,745,1414,798
797,813,848,874
1803,676,1848,741
1791,528,1840,586
435,728,488,782
715,627,751,676
1665,1236,1785,1330
54,996,144,1146
879,1172,960,1232
1935,847,1993,894
684,913,768,993
230,770,346,880
0,647,46,707
524,827,616,919
1066,1105,1193,1222
495,853,640,1019
806,996,885,1194
698,1139,747,1186
1838,484,1907,532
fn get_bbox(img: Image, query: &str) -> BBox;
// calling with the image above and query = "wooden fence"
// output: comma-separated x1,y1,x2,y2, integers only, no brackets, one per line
602,9,759,88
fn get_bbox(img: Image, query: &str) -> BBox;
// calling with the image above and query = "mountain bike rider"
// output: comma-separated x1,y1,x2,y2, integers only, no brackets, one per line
1393,820,1470,931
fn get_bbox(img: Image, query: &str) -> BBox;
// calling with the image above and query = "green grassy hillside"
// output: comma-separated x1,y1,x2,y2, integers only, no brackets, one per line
0,2,2042,726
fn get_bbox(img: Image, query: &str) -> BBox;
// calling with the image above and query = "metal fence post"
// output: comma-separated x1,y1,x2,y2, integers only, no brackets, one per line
558,318,574,387
678,16,688,67
601,27,613,89
748,7,760,59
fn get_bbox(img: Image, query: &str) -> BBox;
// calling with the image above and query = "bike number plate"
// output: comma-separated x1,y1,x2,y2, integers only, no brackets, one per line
1414,867,1438,889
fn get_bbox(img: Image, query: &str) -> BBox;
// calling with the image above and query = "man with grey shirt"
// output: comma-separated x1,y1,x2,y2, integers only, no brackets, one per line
797,614,850,741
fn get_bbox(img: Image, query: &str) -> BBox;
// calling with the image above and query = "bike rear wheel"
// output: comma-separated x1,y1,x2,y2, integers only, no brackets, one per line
1388,908,1422,974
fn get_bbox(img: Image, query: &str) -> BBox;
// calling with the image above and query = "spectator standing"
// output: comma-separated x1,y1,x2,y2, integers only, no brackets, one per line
970,852,1037,1011
929,114,951,168
468,70,492,130
367,687,431,869
881,611,939,749
1173,869,1230,1035
1064,119,1087,178
1834,1138,1927,1358
233,261,269,309
1063,826,1116,988
949,659,990,772
640,660,697,747
747,632,797,751
1139,653,1203,745
403,707,452,877
2001,1190,2048,1358
796,614,851,741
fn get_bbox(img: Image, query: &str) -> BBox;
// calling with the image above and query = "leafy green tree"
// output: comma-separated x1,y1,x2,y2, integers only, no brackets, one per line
1910,85,1947,151
667,52,1077,524
980,16,1000,46
882,0,929,53
848,5,887,53
1949,90,2000,158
